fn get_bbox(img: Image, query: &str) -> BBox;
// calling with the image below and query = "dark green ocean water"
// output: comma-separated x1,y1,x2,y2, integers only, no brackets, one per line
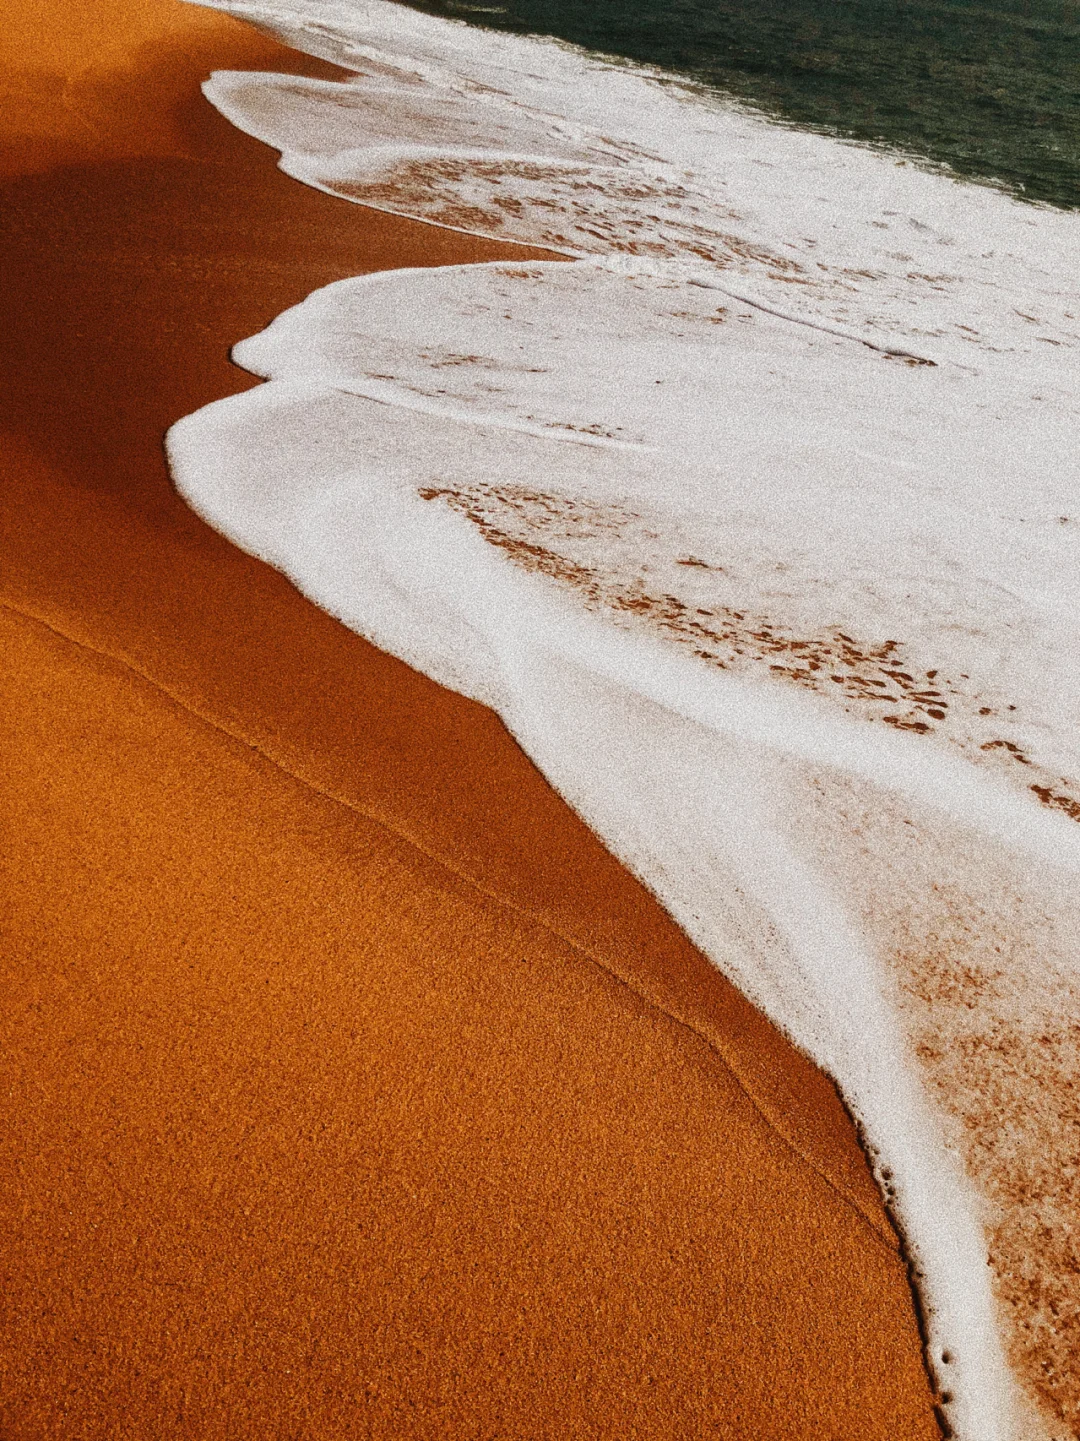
400,0,1080,207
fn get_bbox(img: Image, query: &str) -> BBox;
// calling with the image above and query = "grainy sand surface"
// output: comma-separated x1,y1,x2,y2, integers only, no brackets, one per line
0,3,941,1434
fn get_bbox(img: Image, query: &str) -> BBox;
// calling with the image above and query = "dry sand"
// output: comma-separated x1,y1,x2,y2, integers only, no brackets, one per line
0,2,942,1434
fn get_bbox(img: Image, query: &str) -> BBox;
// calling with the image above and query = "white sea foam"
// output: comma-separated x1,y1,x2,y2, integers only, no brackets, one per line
176,2,1080,1434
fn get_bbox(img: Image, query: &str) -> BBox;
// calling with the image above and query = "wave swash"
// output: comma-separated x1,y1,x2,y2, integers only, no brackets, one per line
170,1,1080,1433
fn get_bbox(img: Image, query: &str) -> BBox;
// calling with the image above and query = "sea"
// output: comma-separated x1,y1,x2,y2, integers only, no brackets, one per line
171,1,1080,1436
404,0,1080,210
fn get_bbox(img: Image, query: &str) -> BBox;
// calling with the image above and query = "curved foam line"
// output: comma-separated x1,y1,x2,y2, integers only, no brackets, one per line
325,378,652,451
178,6,1080,1433
167,376,1055,1438
686,276,946,366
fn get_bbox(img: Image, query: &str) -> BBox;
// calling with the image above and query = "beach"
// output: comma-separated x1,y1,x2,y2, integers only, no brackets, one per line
0,2,959,1435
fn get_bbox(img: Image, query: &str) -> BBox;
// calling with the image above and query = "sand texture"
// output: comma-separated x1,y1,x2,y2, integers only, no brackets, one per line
1,2,941,1435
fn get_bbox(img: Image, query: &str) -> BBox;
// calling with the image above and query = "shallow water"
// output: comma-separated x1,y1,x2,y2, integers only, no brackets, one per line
401,0,1080,208
177,2,1080,1436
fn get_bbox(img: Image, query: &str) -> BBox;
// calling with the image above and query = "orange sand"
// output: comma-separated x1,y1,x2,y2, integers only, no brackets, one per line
0,3,943,1435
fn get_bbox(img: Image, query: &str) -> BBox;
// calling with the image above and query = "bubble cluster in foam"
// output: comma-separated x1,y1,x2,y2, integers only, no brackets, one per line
178,3,1080,1435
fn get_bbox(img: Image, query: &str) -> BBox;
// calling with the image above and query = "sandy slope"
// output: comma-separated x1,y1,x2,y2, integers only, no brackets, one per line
0,2,940,1434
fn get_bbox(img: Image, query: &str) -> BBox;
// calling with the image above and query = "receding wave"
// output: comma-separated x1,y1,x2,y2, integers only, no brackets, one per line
175,3,1080,1436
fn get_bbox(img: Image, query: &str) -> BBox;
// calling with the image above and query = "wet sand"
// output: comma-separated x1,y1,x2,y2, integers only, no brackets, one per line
0,2,942,1435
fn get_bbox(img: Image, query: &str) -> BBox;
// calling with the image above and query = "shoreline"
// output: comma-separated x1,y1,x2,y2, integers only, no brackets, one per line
0,3,941,1435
